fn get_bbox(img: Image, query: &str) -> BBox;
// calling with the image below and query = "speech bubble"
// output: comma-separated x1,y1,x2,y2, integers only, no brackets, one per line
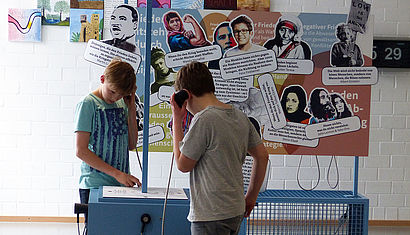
305,116,361,139
158,85,175,102
150,93,162,107
263,122,319,147
258,73,286,129
220,50,277,80
274,59,314,74
165,45,221,68
211,69,253,102
137,125,165,148
84,39,141,72
322,67,378,85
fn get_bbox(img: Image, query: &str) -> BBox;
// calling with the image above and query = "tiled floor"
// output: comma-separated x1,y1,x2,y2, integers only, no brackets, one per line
0,223,409,235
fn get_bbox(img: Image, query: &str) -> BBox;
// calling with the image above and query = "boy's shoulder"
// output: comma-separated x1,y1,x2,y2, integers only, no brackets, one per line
77,93,96,105
198,105,245,119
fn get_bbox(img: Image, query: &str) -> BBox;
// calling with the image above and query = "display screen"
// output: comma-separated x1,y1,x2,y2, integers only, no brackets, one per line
372,40,410,68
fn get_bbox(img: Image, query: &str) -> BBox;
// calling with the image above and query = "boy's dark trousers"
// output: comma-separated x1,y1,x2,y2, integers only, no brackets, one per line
79,189,90,234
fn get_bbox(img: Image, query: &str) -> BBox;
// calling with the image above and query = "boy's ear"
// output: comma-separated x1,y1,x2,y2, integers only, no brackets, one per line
186,90,193,100
100,75,105,83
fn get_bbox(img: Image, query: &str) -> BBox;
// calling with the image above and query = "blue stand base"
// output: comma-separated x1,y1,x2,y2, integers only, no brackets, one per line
88,187,191,235
239,189,369,235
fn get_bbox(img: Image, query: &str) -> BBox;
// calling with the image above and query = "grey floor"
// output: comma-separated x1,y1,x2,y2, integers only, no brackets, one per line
0,223,409,235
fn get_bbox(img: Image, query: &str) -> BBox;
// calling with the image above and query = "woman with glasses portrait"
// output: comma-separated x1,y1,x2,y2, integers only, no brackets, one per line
224,15,266,57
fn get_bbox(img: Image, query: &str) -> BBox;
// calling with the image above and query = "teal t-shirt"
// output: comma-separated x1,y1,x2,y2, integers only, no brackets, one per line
74,93,129,189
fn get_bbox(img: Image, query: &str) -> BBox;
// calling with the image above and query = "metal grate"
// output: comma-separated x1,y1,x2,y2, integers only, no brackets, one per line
242,190,368,235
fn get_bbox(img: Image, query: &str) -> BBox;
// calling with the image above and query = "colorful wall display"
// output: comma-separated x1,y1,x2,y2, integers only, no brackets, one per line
84,4,141,71
70,9,103,42
8,8,42,42
37,0,70,26
131,8,375,157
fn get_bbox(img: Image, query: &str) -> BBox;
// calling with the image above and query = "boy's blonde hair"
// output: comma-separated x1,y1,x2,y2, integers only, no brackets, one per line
104,58,136,95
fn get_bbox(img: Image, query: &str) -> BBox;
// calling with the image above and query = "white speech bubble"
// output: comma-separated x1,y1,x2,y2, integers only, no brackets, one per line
150,93,162,107
211,69,253,102
220,50,277,80
263,122,319,147
165,45,222,68
322,67,378,85
84,39,141,72
158,85,175,102
258,73,286,129
273,59,314,74
137,125,165,148
305,116,361,139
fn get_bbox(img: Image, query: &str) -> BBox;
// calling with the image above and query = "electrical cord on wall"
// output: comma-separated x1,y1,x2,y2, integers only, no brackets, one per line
76,213,81,235
160,111,191,235
334,210,348,234
135,150,143,172
74,203,88,235
161,152,175,235
326,155,339,189
297,155,320,191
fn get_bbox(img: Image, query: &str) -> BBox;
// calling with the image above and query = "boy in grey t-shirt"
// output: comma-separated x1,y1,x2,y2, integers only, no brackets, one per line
170,61,269,235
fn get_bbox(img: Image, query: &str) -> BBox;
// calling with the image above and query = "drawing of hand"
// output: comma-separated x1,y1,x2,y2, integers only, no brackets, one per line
184,30,194,39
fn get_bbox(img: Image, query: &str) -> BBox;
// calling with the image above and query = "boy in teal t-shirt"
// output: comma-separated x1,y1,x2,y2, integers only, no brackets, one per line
74,59,141,227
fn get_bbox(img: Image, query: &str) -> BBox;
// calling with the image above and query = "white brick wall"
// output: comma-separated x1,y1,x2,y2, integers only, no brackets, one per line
0,0,409,221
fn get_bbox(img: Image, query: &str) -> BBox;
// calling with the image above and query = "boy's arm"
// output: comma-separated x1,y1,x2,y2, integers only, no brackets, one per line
76,131,141,187
170,93,197,173
171,114,197,173
124,90,137,150
244,143,269,217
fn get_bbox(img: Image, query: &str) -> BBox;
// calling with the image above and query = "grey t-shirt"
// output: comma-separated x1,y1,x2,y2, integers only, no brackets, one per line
180,105,262,222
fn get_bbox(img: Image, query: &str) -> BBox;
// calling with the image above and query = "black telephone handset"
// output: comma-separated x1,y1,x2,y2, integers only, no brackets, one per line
174,90,189,108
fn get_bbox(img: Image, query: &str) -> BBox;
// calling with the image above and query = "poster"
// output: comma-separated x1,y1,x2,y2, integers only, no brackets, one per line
137,0,171,8
70,9,104,42
8,9,42,42
37,0,70,26
134,9,374,156
237,0,269,12
84,4,142,69
70,0,104,9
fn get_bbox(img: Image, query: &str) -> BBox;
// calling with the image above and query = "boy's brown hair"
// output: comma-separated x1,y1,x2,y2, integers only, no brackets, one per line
175,61,215,97
104,59,136,95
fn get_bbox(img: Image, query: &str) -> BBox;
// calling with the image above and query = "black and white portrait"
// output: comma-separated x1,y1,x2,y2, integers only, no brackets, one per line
102,5,140,54
330,23,363,67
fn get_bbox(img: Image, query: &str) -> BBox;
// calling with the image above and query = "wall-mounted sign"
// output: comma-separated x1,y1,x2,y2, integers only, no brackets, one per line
131,9,374,157
372,40,410,68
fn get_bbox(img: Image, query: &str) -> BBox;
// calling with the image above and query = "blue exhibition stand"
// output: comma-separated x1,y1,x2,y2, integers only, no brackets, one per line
87,188,191,235
239,156,369,235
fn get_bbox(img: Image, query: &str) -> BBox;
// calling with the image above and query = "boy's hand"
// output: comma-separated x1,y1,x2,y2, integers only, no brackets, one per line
244,196,257,217
115,171,141,187
170,92,187,122
124,85,137,109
